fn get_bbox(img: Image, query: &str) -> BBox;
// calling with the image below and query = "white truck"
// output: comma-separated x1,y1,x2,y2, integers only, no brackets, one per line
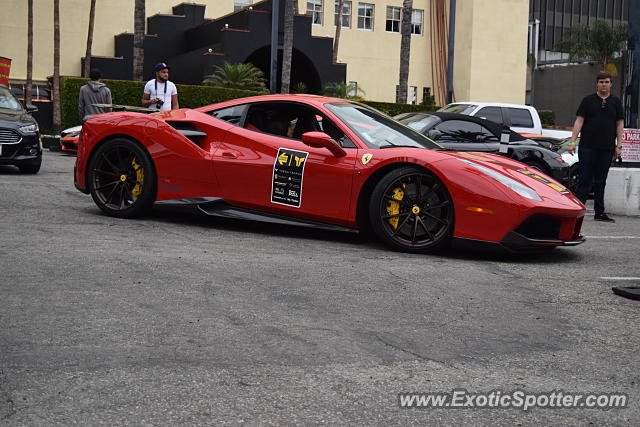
438,102,572,139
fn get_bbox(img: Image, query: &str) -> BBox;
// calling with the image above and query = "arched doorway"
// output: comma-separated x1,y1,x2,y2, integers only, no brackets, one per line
245,46,322,94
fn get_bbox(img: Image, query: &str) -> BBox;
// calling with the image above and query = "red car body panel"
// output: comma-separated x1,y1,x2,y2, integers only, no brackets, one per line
75,94,585,249
60,136,79,152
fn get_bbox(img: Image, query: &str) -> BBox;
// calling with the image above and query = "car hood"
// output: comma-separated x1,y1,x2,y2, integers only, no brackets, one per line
440,150,580,205
0,109,36,128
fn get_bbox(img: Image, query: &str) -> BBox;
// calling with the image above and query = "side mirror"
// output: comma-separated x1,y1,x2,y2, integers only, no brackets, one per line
25,104,38,113
301,131,346,157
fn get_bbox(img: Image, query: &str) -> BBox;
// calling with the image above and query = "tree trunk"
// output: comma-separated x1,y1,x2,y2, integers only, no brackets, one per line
25,0,33,107
280,0,295,94
84,0,97,78
332,0,345,64
397,0,413,104
52,0,61,132
133,0,145,81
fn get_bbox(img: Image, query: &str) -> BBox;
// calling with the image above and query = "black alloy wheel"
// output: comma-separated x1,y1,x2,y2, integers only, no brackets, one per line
369,167,454,253
88,138,156,218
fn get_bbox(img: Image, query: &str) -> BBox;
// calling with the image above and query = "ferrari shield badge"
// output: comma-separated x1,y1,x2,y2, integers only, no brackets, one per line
361,153,373,165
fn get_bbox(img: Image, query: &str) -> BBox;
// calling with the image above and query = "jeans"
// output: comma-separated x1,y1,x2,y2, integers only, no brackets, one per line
574,146,615,215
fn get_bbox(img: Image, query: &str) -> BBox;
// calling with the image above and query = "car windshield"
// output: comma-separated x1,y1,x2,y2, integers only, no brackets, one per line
0,87,23,112
326,102,442,150
394,112,440,132
437,104,478,115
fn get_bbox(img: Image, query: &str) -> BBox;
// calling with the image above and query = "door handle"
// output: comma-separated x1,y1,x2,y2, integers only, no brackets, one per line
221,151,238,159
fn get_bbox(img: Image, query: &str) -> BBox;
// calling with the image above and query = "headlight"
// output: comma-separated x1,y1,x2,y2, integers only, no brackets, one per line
19,123,38,134
62,125,82,137
458,159,542,201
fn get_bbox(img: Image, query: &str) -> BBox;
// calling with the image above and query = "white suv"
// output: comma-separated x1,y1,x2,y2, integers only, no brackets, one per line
438,102,543,135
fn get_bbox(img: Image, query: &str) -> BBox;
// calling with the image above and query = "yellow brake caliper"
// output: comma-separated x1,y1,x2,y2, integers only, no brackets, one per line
386,185,405,229
131,158,144,197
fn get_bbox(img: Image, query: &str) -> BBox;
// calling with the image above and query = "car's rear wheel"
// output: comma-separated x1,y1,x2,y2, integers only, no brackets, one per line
369,167,454,253
88,138,156,218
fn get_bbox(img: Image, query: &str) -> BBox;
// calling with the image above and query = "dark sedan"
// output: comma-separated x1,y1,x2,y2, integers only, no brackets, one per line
0,85,42,173
395,112,572,188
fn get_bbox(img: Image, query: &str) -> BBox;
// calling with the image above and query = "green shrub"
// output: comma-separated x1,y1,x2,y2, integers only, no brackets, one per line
60,76,264,129
537,109,555,127
60,76,441,128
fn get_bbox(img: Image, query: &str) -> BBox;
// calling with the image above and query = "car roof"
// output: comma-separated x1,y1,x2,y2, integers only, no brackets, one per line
415,111,505,133
195,94,350,111
445,101,534,109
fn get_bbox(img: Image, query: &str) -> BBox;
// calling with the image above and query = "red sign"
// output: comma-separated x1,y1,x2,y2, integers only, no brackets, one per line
0,57,11,86
621,128,640,163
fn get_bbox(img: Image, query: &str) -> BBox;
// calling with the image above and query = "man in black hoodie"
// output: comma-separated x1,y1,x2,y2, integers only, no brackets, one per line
78,68,112,122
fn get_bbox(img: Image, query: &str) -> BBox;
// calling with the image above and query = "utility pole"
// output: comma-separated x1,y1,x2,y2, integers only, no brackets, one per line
629,0,639,128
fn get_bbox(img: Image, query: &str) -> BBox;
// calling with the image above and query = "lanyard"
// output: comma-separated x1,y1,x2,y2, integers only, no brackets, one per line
154,80,167,100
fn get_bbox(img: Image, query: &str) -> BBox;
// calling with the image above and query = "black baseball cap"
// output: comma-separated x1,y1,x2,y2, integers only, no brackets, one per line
154,62,169,72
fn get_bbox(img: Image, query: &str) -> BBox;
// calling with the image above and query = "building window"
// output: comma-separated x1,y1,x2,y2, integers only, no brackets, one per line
422,87,432,104
386,6,400,32
357,3,374,30
411,9,424,35
234,0,252,11
410,86,417,104
307,0,324,25
347,81,358,97
334,1,352,27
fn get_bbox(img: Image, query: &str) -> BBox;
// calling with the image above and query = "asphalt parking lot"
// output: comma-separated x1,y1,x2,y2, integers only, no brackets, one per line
1,151,639,425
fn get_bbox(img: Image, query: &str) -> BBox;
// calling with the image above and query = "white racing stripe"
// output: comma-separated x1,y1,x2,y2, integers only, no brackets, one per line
600,277,640,281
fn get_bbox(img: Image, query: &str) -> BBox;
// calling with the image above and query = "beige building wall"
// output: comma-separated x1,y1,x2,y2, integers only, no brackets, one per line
453,0,528,104
2,0,528,105
299,0,433,103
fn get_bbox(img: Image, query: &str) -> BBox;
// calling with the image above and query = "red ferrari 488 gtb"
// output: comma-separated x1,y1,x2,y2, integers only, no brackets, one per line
74,95,585,253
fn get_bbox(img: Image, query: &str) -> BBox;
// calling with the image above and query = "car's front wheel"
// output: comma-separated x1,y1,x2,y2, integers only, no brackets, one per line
87,138,156,218
18,159,41,174
369,167,454,253
523,159,549,175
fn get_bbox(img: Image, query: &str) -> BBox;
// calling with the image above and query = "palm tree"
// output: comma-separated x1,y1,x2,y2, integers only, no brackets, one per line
321,81,365,99
133,0,145,81
203,62,268,92
281,0,295,94
52,0,61,133
397,0,413,103
291,82,307,94
332,0,345,64
83,0,97,78
25,0,33,107
555,20,629,74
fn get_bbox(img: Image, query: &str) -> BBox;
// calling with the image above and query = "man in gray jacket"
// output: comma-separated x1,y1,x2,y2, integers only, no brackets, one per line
78,68,112,122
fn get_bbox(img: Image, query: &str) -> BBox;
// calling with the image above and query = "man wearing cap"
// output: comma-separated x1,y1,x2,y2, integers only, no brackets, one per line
142,62,179,111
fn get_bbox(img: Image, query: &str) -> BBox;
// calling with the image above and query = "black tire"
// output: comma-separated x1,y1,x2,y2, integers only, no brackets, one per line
523,159,548,175
18,160,41,174
87,138,156,218
568,163,579,193
369,167,454,253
